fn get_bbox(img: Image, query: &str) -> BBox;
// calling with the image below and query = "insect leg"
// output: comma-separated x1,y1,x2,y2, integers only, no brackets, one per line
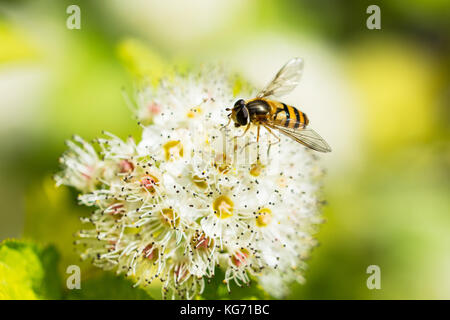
256,124,261,160
262,123,281,157
232,123,252,154
220,114,232,131
256,124,260,142
234,123,251,138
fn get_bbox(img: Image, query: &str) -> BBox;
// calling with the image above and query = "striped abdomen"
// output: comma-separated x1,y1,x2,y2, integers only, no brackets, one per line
267,100,309,129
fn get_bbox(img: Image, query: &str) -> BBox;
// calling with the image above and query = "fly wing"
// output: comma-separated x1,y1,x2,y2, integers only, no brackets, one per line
256,58,304,99
266,122,332,153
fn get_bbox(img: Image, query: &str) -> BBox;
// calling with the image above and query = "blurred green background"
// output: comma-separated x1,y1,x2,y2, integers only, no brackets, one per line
0,0,448,299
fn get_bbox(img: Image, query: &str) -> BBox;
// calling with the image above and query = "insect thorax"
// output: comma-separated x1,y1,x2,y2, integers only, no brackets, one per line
246,99,271,117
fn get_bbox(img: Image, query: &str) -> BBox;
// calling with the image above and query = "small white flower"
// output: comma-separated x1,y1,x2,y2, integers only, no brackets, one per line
55,135,102,192
57,65,325,299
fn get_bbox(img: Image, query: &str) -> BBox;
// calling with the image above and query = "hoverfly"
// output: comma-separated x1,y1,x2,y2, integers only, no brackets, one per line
225,58,331,153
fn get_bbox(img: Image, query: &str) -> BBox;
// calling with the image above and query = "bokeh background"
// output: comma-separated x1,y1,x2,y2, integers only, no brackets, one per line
0,0,449,299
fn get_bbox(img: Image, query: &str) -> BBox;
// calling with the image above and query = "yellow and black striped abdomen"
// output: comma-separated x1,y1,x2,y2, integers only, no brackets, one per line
268,100,309,129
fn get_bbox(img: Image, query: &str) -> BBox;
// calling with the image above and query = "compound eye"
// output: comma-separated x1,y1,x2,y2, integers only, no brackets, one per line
234,99,245,107
236,107,249,126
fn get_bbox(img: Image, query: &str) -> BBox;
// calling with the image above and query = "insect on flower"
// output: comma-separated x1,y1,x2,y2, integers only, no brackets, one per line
225,58,332,153
56,63,327,300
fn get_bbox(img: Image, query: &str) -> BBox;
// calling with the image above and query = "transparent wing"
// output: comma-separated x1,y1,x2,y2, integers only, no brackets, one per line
256,57,304,99
266,122,332,153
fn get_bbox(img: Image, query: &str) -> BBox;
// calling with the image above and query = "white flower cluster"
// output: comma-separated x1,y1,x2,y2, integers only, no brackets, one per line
56,66,325,299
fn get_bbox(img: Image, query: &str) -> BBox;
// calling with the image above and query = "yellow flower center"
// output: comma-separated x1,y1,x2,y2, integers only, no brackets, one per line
161,208,180,228
192,175,208,189
213,195,234,219
250,161,264,177
187,106,202,118
213,153,231,174
256,208,272,227
124,226,142,235
163,140,184,161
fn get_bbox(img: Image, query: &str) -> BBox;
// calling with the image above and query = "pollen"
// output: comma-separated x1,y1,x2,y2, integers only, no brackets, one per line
213,195,234,219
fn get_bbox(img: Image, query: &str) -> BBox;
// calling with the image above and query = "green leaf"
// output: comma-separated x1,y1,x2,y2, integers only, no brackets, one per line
65,272,153,300
0,240,62,300
24,177,96,278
